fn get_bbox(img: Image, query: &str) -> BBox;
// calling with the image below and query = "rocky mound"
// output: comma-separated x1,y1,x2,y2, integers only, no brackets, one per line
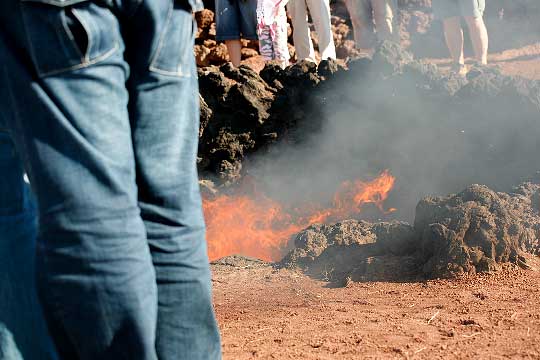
417,183,540,277
280,220,420,282
280,183,540,281
198,42,540,189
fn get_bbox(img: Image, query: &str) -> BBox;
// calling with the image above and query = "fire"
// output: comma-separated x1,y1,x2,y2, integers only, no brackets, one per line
203,170,396,262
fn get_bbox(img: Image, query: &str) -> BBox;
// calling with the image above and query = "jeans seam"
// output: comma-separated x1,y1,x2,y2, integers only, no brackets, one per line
148,1,174,74
38,42,118,77
148,66,193,78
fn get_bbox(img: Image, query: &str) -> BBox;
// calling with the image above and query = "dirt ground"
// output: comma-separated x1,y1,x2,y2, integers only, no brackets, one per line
212,261,540,359
212,45,540,359
426,42,540,80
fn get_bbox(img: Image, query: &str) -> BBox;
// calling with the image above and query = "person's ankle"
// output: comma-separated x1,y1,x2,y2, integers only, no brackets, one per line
450,62,468,76
472,59,488,67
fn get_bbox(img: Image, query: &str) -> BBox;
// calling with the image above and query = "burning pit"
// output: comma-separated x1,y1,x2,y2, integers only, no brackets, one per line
198,42,540,280
203,170,395,262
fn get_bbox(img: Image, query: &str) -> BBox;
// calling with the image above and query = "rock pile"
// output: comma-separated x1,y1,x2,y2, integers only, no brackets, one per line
197,42,540,281
281,183,540,281
198,42,540,185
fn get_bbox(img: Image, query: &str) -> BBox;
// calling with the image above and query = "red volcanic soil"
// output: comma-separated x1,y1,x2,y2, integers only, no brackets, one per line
213,262,540,359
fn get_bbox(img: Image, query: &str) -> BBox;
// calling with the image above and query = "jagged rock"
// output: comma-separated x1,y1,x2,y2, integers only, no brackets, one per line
206,43,229,64
259,62,286,85
458,66,540,110
317,58,341,79
195,9,214,30
278,183,540,282
280,220,418,281
415,184,540,278
241,47,259,60
372,40,414,75
198,65,278,178
195,44,211,67
335,40,358,59
282,60,320,87
199,94,212,137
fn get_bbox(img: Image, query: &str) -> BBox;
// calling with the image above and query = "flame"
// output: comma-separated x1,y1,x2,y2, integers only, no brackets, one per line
203,170,396,262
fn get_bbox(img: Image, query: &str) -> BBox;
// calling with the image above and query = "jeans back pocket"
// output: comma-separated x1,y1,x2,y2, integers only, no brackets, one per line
20,0,119,77
149,2,196,78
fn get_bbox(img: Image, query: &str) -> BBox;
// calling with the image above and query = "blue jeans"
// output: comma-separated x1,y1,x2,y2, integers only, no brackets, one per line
0,129,57,360
0,1,221,359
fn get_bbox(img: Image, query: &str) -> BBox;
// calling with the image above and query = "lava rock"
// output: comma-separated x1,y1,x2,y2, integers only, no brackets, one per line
372,40,414,75
280,220,418,282
415,184,540,277
317,58,341,79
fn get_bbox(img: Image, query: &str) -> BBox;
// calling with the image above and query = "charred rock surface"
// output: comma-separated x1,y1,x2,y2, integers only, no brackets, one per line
198,42,539,187
280,183,540,281
416,183,540,277
280,220,419,282
198,43,449,181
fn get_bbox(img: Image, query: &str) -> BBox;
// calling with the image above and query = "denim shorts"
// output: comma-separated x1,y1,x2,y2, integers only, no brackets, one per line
215,0,258,41
432,0,485,19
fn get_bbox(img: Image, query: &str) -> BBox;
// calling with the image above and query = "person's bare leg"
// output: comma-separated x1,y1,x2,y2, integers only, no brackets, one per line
442,16,464,65
464,16,488,65
345,0,374,49
225,39,242,67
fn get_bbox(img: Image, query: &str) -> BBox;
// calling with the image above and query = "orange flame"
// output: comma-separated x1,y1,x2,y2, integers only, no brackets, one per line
203,170,395,262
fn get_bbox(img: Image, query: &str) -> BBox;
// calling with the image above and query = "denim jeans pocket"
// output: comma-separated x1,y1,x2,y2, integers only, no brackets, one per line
149,2,196,78
20,0,119,77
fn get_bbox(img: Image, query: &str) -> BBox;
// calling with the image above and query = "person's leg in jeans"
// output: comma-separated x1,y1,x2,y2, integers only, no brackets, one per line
288,0,316,61
124,2,221,358
0,2,158,359
306,0,336,60
0,0,220,358
0,127,57,360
